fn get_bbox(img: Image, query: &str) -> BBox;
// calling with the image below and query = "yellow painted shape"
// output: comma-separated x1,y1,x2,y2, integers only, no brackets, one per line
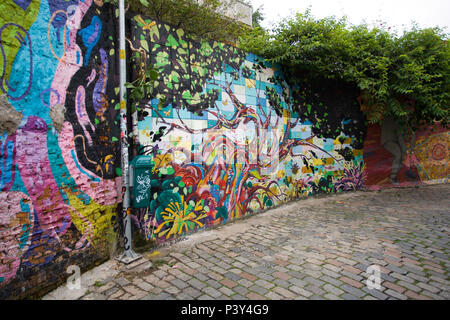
414,132,449,181
245,78,256,88
283,109,290,125
269,185,281,196
276,170,285,179
311,158,324,166
302,166,313,174
143,21,156,31
64,188,117,247
0,0,40,86
153,153,174,172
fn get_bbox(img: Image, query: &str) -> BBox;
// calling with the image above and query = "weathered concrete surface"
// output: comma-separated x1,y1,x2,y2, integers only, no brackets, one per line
43,184,450,300
48,103,66,132
41,260,123,300
0,94,22,135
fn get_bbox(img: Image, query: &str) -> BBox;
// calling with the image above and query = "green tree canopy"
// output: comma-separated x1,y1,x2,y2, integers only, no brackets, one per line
252,5,264,29
239,10,450,131
105,0,251,43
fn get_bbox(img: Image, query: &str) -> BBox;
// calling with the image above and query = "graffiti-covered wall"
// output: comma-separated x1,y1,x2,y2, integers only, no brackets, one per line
0,1,122,299
363,123,448,188
129,16,367,244
2,4,446,299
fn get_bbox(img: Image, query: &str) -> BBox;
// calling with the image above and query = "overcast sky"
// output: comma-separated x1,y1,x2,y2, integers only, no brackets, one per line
249,0,450,32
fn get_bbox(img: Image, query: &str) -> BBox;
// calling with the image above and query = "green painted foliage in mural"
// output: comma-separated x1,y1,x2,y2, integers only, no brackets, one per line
0,0,40,92
131,15,246,114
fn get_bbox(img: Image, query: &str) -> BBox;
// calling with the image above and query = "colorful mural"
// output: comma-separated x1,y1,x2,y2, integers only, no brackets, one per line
363,123,449,188
0,1,121,298
129,16,366,243
1,3,447,300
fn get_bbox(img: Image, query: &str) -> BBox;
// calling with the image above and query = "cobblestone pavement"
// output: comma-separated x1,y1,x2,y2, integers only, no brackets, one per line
44,184,450,300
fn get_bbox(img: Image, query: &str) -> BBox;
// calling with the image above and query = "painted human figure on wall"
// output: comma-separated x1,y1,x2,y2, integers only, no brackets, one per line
380,117,407,184
363,105,447,187
404,131,420,181
380,117,421,184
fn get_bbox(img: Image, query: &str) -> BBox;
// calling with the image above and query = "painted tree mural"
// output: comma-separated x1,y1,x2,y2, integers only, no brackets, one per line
129,16,366,242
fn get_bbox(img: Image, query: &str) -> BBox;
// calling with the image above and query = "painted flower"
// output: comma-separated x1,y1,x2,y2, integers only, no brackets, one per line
154,195,208,239
334,161,366,192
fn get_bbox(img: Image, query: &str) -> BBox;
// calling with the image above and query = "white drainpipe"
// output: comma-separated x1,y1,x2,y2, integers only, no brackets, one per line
117,0,141,264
